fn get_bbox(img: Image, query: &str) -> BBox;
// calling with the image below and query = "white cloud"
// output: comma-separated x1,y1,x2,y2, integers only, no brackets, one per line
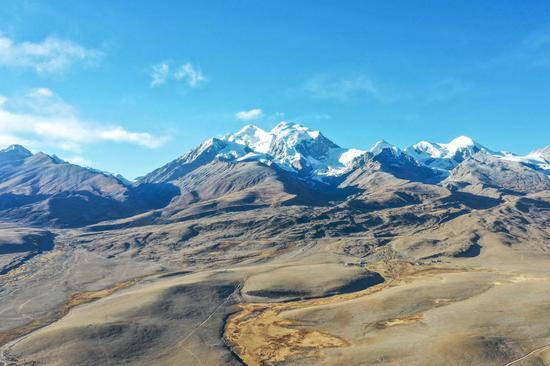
150,62,170,86
235,108,264,121
0,134,34,149
0,35,103,73
174,63,205,87
303,74,381,101
0,88,167,152
97,127,164,148
63,155,91,166
150,61,205,88
28,87,54,97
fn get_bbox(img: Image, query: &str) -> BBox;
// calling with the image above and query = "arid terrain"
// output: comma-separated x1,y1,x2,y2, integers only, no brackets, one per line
0,127,549,365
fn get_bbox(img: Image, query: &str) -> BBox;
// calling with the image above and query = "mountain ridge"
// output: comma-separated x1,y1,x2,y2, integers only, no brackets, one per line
3,124,548,183
1,125,550,366
140,123,549,184
0,123,548,228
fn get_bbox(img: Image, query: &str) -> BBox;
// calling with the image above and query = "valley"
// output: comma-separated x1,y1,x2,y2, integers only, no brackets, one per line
0,124,548,365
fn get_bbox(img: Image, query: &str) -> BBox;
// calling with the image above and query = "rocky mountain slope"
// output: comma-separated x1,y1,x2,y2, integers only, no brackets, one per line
0,124,549,366
0,123,548,228
0,145,178,227
143,122,550,188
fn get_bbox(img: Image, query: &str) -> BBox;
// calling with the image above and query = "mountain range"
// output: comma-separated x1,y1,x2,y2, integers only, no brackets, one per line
0,122,548,227
1,122,550,366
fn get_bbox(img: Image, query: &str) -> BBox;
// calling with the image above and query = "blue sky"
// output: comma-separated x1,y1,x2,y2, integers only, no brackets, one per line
0,0,549,178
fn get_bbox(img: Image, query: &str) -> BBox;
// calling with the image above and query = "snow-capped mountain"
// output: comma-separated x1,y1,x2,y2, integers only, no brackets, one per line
223,122,365,177
143,122,366,184
6,124,544,193
499,146,550,173
142,123,549,186
405,137,550,174
405,136,492,171
0,144,33,165
0,126,548,228
369,140,402,157
142,137,253,183
350,141,443,184
532,145,550,162
222,124,273,154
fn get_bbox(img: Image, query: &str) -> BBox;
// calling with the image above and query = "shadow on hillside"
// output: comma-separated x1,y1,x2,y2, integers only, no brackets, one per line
0,231,55,255
440,191,501,210
43,183,179,228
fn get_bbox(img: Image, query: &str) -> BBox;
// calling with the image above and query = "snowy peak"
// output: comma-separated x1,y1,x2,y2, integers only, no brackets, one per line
224,122,339,158
405,136,489,170
408,136,485,158
528,145,550,162
370,140,401,157
224,124,272,153
142,137,253,183
0,144,33,162
499,145,550,173
266,122,340,171
220,122,356,176
404,136,550,174
144,124,549,185
270,121,328,143
1,144,32,155
407,141,444,159
444,136,492,161
182,137,251,164
145,122,366,183
446,136,477,153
